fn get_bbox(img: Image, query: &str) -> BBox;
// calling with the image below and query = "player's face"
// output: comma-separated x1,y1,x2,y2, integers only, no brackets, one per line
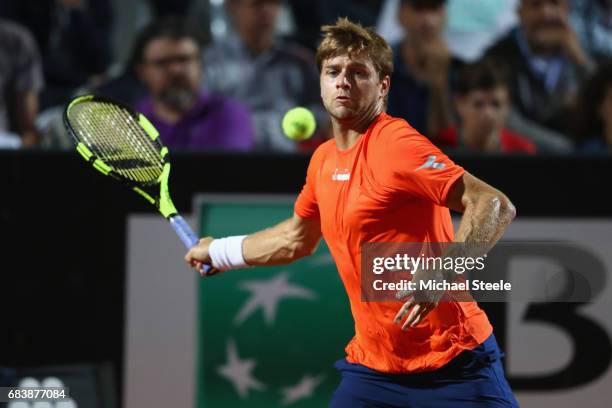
139,37,202,111
456,87,510,139
519,0,570,49
320,54,389,122
398,4,446,41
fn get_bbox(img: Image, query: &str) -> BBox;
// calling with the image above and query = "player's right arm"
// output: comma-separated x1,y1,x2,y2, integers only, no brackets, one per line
242,213,322,265
185,212,321,275
187,140,326,275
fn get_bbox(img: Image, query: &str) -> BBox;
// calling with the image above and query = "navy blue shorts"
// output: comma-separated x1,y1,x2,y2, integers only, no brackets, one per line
330,334,519,407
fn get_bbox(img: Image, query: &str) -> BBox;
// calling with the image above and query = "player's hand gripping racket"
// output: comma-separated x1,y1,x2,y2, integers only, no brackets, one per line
63,94,215,276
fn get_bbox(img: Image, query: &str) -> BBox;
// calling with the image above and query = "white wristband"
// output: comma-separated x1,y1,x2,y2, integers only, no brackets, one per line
208,235,249,271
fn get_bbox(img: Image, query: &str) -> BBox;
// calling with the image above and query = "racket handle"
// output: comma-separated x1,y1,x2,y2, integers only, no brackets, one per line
169,215,212,275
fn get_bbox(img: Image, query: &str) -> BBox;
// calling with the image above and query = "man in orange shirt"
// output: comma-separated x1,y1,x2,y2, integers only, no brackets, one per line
186,18,519,407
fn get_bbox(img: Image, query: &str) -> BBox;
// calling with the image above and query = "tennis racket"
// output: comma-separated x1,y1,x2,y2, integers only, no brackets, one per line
63,94,214,275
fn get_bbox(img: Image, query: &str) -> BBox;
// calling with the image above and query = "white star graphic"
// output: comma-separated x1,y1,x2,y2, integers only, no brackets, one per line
234,272,316,325
217,339,266,398
280,374,325,405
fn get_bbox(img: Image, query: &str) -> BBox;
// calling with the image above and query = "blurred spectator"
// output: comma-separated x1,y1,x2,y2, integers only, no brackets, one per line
0,18,43,148
135,18,254,151
484,0,592,152
435,61,536,153
203,0,326,152
387,0,460,137
570,0,612,65
0,0,113,110
572,63,612,151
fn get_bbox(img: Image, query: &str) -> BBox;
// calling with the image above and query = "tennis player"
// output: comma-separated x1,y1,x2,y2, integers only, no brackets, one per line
186,18,519,407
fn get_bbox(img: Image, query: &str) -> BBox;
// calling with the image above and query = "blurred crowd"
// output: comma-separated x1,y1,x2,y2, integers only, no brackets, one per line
0,0,610,154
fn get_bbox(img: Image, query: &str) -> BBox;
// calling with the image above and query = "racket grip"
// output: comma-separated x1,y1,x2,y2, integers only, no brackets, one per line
169,215,212,275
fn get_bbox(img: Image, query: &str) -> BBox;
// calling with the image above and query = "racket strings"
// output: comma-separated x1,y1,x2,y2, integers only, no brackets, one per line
97,103,161,183
107,103,161,182
69,102,164,184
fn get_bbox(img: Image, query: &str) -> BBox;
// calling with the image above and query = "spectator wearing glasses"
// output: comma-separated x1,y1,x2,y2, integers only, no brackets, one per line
134,18,254,151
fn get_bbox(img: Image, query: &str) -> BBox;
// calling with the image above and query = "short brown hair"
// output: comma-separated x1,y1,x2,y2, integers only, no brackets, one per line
456,60,509,96
316,18,393,82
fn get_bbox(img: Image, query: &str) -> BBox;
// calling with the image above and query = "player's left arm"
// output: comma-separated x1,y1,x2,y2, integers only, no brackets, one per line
445,171,516,247
395,172,516,329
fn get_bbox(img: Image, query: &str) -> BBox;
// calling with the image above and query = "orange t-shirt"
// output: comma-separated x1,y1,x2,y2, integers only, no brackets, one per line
294,112,492,374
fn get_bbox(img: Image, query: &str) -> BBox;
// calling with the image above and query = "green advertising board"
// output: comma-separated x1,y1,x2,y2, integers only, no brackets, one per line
197,197,354,408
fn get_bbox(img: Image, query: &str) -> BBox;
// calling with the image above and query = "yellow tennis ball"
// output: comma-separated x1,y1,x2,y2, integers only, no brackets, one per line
282,107,316,141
